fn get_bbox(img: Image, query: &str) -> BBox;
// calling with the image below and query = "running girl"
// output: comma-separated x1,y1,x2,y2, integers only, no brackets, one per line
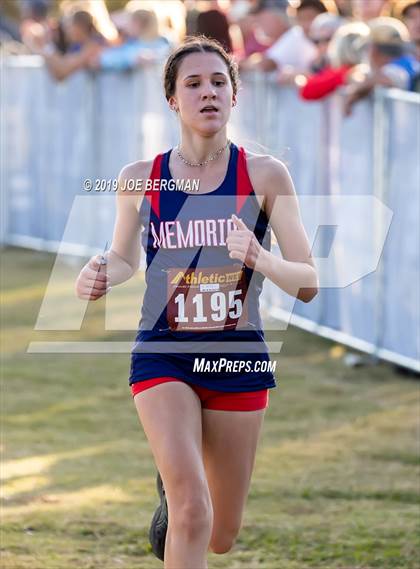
76,36,318,569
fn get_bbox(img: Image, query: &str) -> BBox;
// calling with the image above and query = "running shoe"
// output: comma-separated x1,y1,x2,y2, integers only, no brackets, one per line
149,471,168,561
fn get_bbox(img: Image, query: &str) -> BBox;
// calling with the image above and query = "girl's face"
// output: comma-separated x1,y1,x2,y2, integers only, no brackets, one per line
169,52,236,137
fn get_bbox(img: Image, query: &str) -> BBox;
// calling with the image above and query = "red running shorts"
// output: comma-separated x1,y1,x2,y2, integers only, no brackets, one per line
131,376,269,411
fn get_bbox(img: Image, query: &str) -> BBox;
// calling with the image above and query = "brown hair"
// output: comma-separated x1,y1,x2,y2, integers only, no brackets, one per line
297,0,328,14
163,36,239,101
400,0,420,18
71,11,95,34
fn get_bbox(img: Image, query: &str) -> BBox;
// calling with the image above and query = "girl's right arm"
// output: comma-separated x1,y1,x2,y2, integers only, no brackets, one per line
75,160,153,301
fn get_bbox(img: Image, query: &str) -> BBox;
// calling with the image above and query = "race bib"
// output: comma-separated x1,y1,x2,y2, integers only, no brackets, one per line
167,265,248,332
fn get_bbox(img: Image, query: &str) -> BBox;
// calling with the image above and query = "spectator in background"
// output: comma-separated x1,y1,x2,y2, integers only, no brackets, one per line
300,21,370,99
195,4,233,52
237,0,289,60
22,10,106,80
96,9,170,71
19,0,50,24
126,0,186,46
253,0,289,8
344,17,416,114
1,0,49,51
368,16,418,87
14,0,68,54
59,0,119,45
242,0,328,73
0,7,21,44
273,11,344,84
64,10,105,53
308,12,345,73
399,0,420,61
334,0,354,18
228,0,254,23
185,0,231,36
19,0,50,48
351,0,390,21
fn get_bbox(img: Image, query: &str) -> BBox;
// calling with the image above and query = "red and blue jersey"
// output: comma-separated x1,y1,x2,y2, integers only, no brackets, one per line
129,142,276,392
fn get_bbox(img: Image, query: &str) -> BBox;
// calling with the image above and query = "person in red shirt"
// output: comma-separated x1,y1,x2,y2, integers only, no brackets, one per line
299,21,370,100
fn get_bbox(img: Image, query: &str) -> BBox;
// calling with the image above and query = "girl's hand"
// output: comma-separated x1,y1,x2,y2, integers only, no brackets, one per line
226,214,264,270
75,255,110,300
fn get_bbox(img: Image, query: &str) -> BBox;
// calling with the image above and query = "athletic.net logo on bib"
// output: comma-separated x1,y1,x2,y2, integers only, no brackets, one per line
167,265,249,332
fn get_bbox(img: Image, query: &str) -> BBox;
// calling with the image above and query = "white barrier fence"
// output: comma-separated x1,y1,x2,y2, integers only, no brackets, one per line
1,59,419,371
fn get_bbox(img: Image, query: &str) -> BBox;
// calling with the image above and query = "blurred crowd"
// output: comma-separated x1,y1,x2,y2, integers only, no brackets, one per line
1,0,419,111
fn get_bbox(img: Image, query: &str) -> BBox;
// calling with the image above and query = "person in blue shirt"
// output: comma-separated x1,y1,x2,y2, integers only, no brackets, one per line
391,50,420,90
400,0,420,91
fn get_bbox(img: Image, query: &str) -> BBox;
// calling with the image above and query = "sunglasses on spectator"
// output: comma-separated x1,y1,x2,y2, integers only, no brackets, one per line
311,37,332,45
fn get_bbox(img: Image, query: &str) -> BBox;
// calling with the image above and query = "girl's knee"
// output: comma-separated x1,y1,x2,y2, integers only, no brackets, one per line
170,497,213,539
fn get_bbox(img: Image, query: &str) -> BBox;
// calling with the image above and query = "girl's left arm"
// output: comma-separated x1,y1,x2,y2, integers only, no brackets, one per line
227,155,318,303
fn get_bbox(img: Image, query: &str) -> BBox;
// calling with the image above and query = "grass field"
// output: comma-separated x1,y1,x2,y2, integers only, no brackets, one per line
1,247,419,569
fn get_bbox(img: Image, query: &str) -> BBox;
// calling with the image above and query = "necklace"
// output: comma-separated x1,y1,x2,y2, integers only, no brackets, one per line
176,139,230,167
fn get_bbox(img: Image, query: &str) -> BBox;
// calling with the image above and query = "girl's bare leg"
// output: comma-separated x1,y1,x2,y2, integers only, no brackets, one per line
202,408,266,554
134,382,213,569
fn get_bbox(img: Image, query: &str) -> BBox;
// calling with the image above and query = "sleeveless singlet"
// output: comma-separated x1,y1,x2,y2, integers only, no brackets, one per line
129,142,276,392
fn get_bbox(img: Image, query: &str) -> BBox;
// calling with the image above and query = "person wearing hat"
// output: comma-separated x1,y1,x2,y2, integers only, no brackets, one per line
369,17,418,87
343,17,418,114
